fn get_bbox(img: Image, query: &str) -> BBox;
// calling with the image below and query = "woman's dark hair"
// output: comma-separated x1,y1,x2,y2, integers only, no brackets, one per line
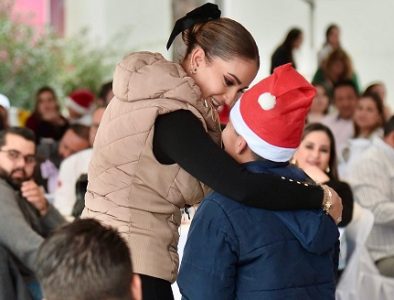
364,82,384,96
323,48,353,81
182,18,260,67
353,92,385,137
302,123,339,180
282,28,303,50
325,24,339,45
34,86,60,116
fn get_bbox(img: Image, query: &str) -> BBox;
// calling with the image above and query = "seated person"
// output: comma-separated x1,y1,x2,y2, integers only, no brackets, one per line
36,218,142,300
35,123,90,193
178,64,340,299
54,106,105,218
65,88,95,126
25,86,69,143
0,127,66,300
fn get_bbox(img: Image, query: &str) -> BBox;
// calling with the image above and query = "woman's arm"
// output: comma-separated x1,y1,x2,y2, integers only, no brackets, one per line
153,110,324,210
327,180,354,227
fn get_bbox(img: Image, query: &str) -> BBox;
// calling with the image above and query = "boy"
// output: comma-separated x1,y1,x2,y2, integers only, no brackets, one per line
178,64,339,299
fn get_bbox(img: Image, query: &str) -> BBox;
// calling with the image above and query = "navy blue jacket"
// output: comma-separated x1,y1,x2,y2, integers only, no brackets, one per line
178,160,339,300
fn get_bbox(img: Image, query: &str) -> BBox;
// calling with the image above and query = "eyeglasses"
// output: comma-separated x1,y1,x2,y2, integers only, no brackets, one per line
0,149,36,165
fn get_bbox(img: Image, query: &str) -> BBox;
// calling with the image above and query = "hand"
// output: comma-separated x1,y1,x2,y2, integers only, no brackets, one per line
21,180,49,216
327,186,343,224
302,164,330,184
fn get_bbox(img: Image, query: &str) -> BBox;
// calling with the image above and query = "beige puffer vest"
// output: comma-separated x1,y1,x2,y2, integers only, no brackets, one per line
83,52,221,282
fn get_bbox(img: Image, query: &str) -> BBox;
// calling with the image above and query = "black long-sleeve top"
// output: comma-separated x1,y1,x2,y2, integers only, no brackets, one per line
153,110,323,210
326,179,354,227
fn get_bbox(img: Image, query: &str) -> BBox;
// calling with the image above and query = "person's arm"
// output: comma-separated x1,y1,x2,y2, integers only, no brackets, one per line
351,158,394,225
153,110,325,211
21,180,66,234
178,199,237,299
327,180,354,227
0,186,44,273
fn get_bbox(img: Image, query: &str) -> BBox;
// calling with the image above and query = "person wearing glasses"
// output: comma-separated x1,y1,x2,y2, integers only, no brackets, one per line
0,127,66,300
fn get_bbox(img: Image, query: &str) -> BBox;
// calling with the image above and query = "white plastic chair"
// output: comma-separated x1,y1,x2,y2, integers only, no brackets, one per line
336,205,394,300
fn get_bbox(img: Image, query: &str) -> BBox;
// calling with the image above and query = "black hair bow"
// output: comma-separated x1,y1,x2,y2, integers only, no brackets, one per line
166,3,221,50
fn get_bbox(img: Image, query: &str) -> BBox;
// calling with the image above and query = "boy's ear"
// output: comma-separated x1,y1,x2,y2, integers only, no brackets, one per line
131,274,142,300
235,136,248,155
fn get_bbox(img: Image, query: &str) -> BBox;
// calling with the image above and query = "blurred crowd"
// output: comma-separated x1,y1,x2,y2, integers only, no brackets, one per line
1,19,394,300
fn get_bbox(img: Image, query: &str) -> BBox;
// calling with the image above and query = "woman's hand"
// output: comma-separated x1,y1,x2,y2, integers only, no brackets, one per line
327,186,343,224
302,164,330,184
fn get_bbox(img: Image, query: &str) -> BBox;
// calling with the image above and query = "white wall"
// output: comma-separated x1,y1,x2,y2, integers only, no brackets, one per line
64,0,394,109
65,0,172,57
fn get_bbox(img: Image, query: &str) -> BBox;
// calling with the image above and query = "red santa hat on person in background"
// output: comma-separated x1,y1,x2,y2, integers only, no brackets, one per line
230,63,316,162
65,88,95,115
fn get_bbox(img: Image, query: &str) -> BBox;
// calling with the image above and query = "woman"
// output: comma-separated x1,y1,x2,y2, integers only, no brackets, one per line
317,24,341,67
339,92,385,178
364,81,392,120
270,27,303,73
312,48,360,99
307,84,330,123
83,4,341,299
353,92,385,139
292,123,354,280
293,123,353,227
25,86,68,143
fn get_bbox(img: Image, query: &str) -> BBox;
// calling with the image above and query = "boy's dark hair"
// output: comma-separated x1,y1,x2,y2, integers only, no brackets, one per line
36,219,133,300
0,127,36,148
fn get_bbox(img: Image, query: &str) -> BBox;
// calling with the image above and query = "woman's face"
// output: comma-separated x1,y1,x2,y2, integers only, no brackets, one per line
353,96,382,133
37,91,58,115
294,131,331,172
328,27,340,47
190,48,258,111
328,59,345,79
310,85,329,114
293,33,303,49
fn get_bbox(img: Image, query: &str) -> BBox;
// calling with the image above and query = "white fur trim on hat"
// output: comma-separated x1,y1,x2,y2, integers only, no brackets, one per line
65,97,90,115
230,100,296,162
0,94,10,110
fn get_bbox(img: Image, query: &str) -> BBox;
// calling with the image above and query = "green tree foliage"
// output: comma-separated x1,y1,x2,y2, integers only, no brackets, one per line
0,5,116,109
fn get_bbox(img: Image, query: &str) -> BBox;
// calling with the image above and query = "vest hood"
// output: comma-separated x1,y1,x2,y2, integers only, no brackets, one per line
113,51,202,105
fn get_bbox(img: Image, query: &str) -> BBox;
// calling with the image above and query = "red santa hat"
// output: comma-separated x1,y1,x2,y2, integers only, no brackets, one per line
230,64,316,162
66,89,95,115
219,104,230,125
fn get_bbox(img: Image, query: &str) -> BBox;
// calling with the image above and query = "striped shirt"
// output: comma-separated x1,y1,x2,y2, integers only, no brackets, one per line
348,137,394,261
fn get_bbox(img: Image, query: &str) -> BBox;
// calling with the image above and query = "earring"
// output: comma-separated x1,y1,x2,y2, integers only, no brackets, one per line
325,166,330,173
290,158,297,166
190,67,197,74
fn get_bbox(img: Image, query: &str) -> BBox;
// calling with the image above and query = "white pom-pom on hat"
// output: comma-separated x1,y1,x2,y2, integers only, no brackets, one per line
258,93,276,110
229,63,317,162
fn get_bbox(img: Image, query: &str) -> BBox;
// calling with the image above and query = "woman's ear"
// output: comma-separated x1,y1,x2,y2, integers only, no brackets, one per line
189,46,206,70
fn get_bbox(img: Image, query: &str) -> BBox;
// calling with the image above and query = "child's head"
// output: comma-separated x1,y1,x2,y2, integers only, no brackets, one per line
223,64,316,163
36,219,141,300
